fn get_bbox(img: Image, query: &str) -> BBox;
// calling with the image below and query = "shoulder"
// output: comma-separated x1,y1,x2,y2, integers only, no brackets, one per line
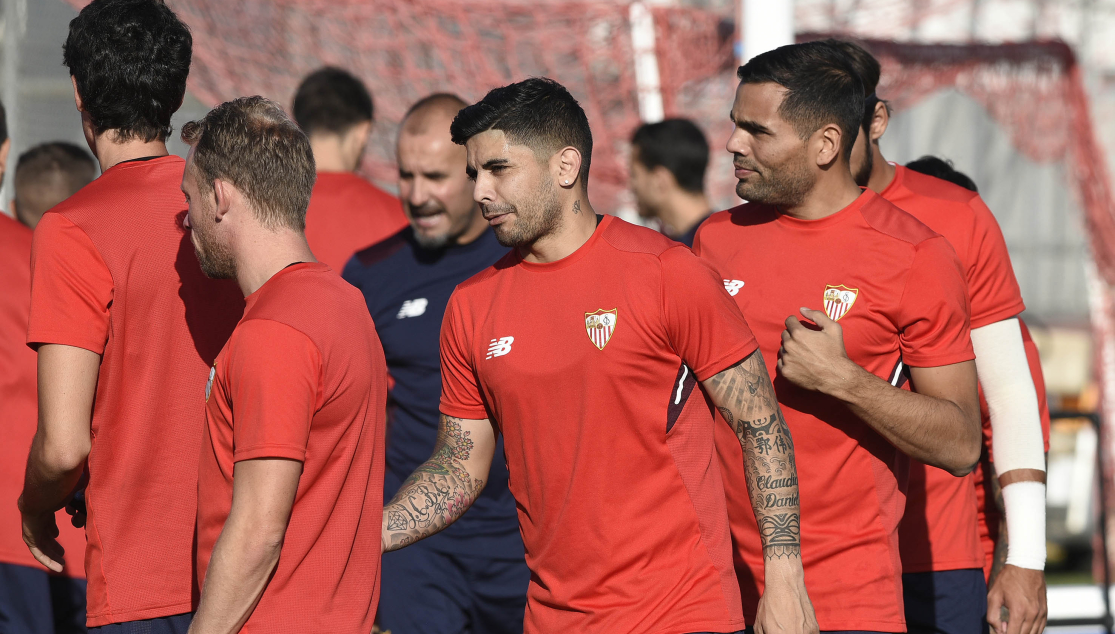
0,212,32,247
897,166,981,206
350,228,411,269
599,215,680,257
317,172,401,207
858,191,942,247
455,250,518,294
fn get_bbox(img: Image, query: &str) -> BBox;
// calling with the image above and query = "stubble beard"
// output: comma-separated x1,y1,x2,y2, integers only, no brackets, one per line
734,150,816,208
192,220,237,280
852,132,874,188
488,176,563,248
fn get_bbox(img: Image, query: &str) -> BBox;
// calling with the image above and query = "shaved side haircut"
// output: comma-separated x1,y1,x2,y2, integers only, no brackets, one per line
450,77,593,187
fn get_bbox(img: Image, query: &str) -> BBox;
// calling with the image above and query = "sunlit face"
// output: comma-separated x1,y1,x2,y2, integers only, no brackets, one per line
725,81,815,207
465,129,561,248
181,148,236,279
628,148,659,219
397,126,479,249
848,120,873,187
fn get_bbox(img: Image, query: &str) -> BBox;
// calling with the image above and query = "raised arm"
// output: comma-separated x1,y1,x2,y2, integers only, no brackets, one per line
703,348,817,634
382,414,497,552
779,308,981,476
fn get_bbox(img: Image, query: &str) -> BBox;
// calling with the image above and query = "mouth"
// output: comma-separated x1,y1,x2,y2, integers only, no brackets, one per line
409,207,447,230
734,165,758,179
482,209,512,226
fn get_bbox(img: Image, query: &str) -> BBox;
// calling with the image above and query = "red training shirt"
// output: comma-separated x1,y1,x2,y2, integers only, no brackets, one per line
881,165,1027,574
0,212,85,577
26,156,244,626
304,172,408,271
694,189,974,632
440,215,757,634
974,319,1050,580
196,262,387,633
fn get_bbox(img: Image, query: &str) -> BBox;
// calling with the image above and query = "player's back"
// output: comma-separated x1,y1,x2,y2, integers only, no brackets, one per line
442,215,754,634
304,171,408,271
196,262,387,632
0,213,87,578
27,155,244,625
694,190,974,632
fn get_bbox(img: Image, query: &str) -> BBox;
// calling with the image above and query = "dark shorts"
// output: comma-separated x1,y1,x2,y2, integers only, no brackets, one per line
89,612,192,634
379,539,530,634
0,561,86,634
903,568,988,634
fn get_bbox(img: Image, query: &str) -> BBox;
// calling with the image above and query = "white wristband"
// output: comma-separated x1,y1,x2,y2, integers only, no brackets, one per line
1002,480,1047,570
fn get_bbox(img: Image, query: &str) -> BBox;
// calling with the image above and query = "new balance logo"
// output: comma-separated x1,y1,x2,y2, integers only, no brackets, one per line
724,279,745,296
397,298,428,319
486,336,514,359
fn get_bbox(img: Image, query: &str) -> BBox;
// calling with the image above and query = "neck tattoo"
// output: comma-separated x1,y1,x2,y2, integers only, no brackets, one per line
573,199,581,214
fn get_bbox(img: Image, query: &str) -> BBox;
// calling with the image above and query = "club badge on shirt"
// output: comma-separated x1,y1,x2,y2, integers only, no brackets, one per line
823,284,859,321
205,365,216,402
585,308,618,350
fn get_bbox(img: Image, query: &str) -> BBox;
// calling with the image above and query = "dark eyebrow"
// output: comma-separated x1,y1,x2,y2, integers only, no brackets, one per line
482,158,510,170
738,119,772,135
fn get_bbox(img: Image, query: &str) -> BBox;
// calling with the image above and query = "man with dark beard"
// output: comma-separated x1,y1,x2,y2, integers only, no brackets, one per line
342,93,528,634
182,96,387,633
692,41,981,633
380,77,816,634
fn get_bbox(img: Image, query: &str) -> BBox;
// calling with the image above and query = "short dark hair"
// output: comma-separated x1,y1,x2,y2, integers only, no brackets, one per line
182,97,316,231
450,77,593,187
14,142,97,218
0,98,8,147
906,156,979,193
824,39,889,133
292,67,374,137
63,0,191,143
631,118,708,194
736,41,864,161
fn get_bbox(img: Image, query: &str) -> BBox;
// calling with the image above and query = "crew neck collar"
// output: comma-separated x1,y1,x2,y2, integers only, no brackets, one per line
514,214,611,273
774,189,872,230
245,261,328,306
105,154,179,174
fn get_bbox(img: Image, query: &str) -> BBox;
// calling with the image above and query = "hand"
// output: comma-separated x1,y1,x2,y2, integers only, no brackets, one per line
18,498,65,573
754,566,819,634
777,308,853,394
987,565,1047,634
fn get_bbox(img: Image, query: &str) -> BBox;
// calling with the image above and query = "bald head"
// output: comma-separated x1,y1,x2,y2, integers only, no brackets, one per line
397,93,484,249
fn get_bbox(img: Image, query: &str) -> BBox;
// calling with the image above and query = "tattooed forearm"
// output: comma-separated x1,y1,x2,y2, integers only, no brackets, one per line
382,415,486,552
706,350,802,561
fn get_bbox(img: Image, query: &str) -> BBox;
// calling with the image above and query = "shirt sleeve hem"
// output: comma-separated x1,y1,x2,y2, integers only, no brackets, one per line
902,350,976,368
26,330,106,355
690,338,760,382
439,404,490,421
970,302,1027,330
233,444,307,462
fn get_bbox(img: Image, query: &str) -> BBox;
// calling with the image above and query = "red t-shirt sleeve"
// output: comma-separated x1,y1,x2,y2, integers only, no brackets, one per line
228,319,321,462
897,236,975,367
660,246,759,381
965,196,1026,328
27,213,113,353
439,293,488,420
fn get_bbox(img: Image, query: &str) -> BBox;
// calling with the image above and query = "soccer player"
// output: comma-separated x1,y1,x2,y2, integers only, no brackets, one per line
183,96,387,633
293,66,408,270
343,93,528,634
12,142,97,229
382,77,817,634
1,115,88,632
628,118,713,247
693,41,982,633
902,156,1053,591
837,40,1049,634
18,1,243,630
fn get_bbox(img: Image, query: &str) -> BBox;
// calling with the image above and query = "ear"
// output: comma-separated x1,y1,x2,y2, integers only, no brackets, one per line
212,178,234,222
869,100,889,143
71,76,84,113
0,138,11,179
555,146,582,189
650,165,675,193
347,120,373,147
814,123,844,167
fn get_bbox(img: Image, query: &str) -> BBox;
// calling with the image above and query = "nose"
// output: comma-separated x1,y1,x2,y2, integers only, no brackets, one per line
473,172,495,205
407,176,428,208
182,212,191,229
726,128,749,157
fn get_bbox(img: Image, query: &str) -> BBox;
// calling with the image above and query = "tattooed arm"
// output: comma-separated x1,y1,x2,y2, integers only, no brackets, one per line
703,349,818,634
382,414,497,552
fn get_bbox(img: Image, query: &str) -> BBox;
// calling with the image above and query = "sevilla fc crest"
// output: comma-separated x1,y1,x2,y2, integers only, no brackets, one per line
585,309,618,350
823,285,859,321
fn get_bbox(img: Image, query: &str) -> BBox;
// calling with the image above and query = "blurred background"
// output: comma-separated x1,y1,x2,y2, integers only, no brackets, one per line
3,0,1112,630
